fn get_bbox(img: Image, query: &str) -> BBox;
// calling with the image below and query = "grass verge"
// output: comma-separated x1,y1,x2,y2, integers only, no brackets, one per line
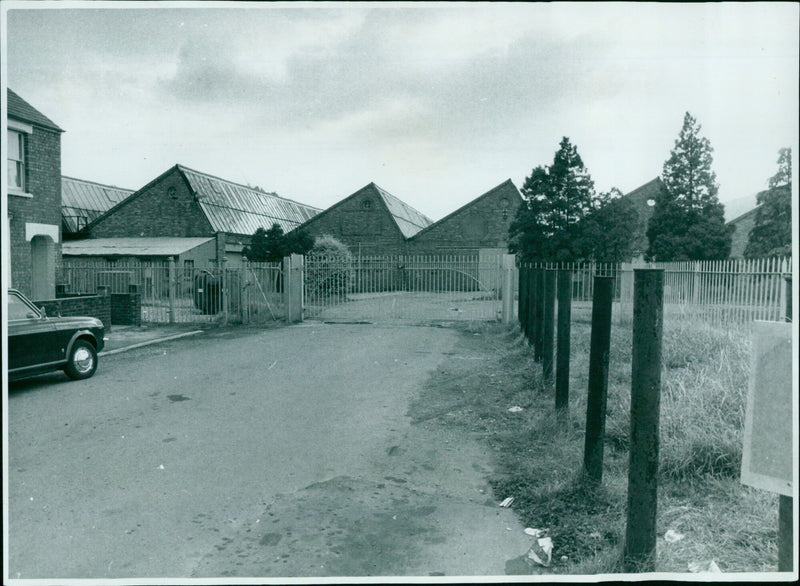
413,319,780,575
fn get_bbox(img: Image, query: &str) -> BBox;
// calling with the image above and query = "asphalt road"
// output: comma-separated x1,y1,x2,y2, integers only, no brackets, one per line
7,322,529,579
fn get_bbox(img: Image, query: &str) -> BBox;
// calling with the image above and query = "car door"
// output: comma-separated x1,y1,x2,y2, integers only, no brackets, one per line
7,291,58,371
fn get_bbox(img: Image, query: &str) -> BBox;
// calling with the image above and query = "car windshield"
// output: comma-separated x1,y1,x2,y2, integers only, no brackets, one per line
7,293,40,320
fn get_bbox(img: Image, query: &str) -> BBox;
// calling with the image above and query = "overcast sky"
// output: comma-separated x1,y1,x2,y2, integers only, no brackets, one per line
3,1,798,221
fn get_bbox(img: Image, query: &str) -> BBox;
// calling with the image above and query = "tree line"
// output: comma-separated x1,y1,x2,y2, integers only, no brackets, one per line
509,112,792,262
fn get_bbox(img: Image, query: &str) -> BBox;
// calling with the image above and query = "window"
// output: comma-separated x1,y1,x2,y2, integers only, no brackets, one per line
184,259,194,278
7,129,26,191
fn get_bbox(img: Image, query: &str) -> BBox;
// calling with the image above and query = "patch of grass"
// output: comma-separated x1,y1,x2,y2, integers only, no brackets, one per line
421,319,778,575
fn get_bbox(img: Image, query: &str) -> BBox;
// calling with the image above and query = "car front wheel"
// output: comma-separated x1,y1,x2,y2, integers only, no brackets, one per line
65,340,98,380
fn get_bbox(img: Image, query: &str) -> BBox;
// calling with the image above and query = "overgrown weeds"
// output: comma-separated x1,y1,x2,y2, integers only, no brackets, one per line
425,318,778,575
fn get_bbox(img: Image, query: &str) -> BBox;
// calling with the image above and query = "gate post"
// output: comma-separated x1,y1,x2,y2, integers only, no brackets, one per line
284,254,304,323
501,254,516,324
168,256,176,324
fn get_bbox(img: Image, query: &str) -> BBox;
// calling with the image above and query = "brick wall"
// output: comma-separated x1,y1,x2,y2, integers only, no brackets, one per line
299,186,408,255
7,124,62,297
728,208,758,258
34,294,112,332
408,181,521,255
89,167,215,238
110,292,142,326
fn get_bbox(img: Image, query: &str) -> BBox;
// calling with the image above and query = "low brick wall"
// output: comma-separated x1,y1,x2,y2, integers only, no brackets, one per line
34,294,113,332
111,292,141,326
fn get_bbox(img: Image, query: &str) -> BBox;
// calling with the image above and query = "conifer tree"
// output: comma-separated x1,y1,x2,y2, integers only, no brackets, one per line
646,112,732,260
509,137,598,261
744,148,792,258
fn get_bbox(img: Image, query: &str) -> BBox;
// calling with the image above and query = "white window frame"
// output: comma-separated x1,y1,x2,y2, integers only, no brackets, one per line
7,119,33,197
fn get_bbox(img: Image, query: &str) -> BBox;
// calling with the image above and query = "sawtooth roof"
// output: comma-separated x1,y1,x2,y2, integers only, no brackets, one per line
370,183,434,238
178,165,321,236
62,176,135,234
7,88,63,132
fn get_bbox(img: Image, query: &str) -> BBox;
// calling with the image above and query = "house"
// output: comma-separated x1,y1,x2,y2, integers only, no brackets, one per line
83,164,321,266
61,176,134,238
407,179,522,256
293,182,434,255
5,88,64,299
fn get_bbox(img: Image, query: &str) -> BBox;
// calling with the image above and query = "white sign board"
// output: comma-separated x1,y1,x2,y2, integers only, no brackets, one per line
741,321,794,496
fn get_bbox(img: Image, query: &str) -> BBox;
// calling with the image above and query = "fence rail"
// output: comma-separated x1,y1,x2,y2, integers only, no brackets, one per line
519,257,791,326
304,253,506,322
59,259,284,324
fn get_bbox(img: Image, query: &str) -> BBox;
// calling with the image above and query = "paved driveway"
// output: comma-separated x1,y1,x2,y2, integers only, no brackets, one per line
7,322,528,579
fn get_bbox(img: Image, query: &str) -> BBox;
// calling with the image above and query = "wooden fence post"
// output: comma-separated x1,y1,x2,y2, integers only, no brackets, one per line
542,268,556,383
583,276,614,484
623,269,664,573
556,269,572,418
533,268,544,360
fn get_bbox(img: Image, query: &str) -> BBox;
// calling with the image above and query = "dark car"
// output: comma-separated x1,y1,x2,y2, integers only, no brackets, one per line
7,288,105,381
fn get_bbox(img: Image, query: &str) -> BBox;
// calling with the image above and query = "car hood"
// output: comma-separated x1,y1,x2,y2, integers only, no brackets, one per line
49,315,104,330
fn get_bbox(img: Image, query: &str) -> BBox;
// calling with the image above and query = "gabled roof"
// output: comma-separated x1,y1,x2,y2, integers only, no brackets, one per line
622,177,666,223
62,176,135,234
7,88,63,132
63,237,214,257
293,182,433,239
178,165,321,236
370,183,433,238
409,179,521,241
85,164,321,237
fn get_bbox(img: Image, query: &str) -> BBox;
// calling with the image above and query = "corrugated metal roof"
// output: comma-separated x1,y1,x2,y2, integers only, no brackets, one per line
373,184,433,238
7,88,63,132
63,237,214,257
179,165,321,236
62,176,135,234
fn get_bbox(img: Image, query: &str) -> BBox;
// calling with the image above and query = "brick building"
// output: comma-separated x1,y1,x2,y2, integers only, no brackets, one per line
294,182,434,255
83,164,321,266
407,179,522,255
5,88,64,299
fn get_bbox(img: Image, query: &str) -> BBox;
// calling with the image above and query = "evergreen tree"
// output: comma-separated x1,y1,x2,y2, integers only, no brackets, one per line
577,188,641,262
744,148,792,258
509,137,597,261
244,224,289,262
647,112,732,260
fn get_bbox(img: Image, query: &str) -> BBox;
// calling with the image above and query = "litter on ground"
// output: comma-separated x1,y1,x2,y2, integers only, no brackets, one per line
526,536,553,567
688,560,721,573
524,528,545,537
664,529,685,543
508,406,524,413
498,497,514,507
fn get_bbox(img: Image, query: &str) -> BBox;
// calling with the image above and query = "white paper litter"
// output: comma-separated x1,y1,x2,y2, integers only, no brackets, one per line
664,529,685,543
524,528,544,537
526,537,553,567
508,406,524,413
498,497,514,507
688,560,721,573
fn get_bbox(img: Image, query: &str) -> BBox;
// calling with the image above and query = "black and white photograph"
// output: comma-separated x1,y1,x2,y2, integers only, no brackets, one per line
2,1,798,583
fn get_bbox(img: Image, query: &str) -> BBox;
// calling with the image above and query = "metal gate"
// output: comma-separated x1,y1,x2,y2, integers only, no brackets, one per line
59,259,285,324
303,254,506,323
